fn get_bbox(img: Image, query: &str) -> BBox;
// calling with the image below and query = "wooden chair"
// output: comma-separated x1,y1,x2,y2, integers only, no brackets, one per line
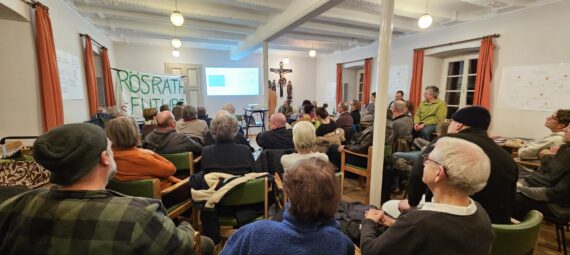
107,178,194,221
218,177,270,243
193,231,202,255
491,210,543,255
160,152,202,177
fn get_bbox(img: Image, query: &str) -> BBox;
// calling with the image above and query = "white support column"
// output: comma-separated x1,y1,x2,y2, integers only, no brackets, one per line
369,0,395,207
263,41,269,129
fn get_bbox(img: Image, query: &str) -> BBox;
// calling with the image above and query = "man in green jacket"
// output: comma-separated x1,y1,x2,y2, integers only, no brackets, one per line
0,123,213,255
414,86,447,140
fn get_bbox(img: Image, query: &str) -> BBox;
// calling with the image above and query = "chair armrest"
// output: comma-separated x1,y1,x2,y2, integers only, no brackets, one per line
193,156,202,164
161,178,189,195
342,149,369,158
274,174,284,190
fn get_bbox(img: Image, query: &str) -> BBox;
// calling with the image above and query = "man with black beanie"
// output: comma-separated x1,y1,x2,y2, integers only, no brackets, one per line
0,123,213,254
398,106,518,224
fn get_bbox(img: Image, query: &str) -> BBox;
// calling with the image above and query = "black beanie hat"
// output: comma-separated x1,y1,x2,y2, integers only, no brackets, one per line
451,106,491,130
33,123,108,186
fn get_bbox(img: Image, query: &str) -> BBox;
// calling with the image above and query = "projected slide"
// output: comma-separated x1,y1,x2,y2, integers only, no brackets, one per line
205,67,260,96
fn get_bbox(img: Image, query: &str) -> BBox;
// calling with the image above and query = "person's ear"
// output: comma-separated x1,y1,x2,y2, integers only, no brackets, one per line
434,166,446,183
100,150,112,167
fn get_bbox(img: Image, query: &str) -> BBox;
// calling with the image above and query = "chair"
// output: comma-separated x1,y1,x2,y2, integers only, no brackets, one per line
254,148,295,176
490,210,543,255
218,177,271,242
544,214,570,255
107,178,194,221
161,152,202,178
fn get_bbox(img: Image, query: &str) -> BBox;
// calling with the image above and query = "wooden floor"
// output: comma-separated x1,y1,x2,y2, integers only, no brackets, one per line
342,177,568,255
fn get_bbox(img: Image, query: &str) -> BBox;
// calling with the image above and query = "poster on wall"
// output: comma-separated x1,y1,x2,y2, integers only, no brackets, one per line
388,65,409,100
56,49,84,100
114,69,186,119
499,64,570,112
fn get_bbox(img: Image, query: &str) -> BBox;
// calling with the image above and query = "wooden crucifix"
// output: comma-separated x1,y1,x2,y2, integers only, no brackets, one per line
270,61,292,98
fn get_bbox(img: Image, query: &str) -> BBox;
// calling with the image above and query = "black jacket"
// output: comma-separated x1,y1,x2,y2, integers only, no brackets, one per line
143,129,202,155
255,127,294,150
201,142,256,175
350,110,361,125
406,128,518,224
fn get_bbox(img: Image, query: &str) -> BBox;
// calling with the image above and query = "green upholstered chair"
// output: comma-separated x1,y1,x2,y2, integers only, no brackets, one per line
340,146,391,204
218,177,270,241
107,178,194,220
160,152,201,177
490,210,543,255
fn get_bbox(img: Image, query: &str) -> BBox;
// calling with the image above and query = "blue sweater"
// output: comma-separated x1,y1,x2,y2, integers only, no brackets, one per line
221,210,355,255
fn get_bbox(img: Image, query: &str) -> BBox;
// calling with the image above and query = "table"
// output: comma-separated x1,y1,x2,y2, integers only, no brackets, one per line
243,108,268,137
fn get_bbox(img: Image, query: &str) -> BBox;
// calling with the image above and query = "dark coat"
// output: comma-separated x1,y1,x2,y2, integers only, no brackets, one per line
201,142,256,175
255,127,294,150
524,143,570,208
350,110,361,125
406,128,518,224
143,129,202,155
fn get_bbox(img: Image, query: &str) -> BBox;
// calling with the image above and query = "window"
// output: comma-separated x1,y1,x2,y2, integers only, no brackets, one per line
441,54,478,118
357,71,364,102
93,52,106,107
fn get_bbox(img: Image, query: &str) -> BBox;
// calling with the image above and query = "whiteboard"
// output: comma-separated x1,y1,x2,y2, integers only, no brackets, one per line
499,64,570,112
56,49,84,100
388,65,409,99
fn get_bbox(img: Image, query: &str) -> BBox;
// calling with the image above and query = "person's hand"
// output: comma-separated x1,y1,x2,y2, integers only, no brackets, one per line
380,214,396,227
337,145,346,152
398,199,412,213
364,209,384,223
414,124,424,131
167,176,181,183
551,145,560,154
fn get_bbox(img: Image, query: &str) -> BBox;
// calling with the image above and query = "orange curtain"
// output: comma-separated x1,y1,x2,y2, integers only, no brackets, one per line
100,47,116,107
336,63,343,107
408,49,424,112
362,58,372,105
34,5,64,132
83,35,98,116
473,37,495,109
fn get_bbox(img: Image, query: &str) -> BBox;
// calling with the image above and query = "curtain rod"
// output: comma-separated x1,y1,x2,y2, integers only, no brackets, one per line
80,33,106,49
415,34,500,51
338,57,373,65
110,68,187,78
21,0,49,11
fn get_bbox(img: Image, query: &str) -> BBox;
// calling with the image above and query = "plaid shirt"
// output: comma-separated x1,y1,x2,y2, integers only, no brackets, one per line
0,188,194,254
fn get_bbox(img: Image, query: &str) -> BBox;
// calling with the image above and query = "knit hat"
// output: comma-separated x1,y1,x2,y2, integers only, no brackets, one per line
451,106,491,130
33,123,108,186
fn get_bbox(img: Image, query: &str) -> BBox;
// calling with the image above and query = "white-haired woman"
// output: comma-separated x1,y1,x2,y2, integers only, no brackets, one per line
360,137,495,255
281,121,328,172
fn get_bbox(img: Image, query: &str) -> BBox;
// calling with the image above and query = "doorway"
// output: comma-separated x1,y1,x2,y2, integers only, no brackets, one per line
165,63,203,106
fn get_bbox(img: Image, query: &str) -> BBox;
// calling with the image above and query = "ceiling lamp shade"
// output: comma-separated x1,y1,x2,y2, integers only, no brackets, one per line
171,38,182,48
418,14,433,29
172,49,180,57
308,49,316,58
283,57,290,64
170,11,184,26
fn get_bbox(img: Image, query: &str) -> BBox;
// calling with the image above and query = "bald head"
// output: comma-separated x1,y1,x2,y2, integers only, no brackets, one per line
270,113,286,129
157,111,175,129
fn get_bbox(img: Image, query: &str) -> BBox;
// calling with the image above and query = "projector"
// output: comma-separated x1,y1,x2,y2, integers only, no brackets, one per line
247,104,261,110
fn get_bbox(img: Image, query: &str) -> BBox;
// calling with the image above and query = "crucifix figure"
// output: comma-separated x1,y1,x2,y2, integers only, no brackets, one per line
270,61,292,98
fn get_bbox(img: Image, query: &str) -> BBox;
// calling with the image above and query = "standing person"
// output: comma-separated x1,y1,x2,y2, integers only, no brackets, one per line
360,137,494,255
350,99,361,125
413,86,447,140
0,123,214,254
221,159,354,255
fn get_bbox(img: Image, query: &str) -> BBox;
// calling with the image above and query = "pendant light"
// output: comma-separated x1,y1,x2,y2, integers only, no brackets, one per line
418,0,432,29
309,49,316,58
172,49,180,57
170,0,184,26
171,27,182,48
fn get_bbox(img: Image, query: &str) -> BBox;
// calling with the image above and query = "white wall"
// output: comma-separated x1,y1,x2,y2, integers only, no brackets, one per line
113,43,316,116
0,0,114,138
315,1,570,139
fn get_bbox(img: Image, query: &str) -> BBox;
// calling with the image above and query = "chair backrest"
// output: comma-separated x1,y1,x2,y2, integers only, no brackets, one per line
161,152,194,176
255,149,295,175
107,178,161,199
491,210,543,255
219,177,268,207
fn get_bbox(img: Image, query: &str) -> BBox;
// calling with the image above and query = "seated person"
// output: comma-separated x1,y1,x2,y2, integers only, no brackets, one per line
256,113,294,150
387,90,405,110
176,105,209,144
281,121,328,172
201,110,255,176
513,124,570,219
160,104,170,112
107,117,178,189
414,86,447,140
172,105,184,121
392,120,449,170
278,99,294,120
391,100,414,151
360,137,494,255
222,103,245,135
197,105,213,128
141,107,158,140
336,101,354,129
221,159,354,255
298,103,315,121
518,109,570,159
361,92,376,121
315,107,337,137
143,111,202,155
0,123,213,254
350,99,361,125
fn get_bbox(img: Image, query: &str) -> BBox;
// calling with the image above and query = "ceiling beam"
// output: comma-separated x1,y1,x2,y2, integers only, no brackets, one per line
203,0,288,13
229,0,345,60
75,4,256,35
317,7,422,32
104,29,238,46
296,21,378,40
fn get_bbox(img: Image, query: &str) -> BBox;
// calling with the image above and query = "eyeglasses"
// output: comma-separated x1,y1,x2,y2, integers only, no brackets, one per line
422,154,448,176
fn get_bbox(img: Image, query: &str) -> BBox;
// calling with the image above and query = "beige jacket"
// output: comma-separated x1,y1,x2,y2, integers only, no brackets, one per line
191,172,268,208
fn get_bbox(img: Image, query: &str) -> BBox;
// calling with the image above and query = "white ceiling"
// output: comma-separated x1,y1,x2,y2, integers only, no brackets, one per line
66,0,559,59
